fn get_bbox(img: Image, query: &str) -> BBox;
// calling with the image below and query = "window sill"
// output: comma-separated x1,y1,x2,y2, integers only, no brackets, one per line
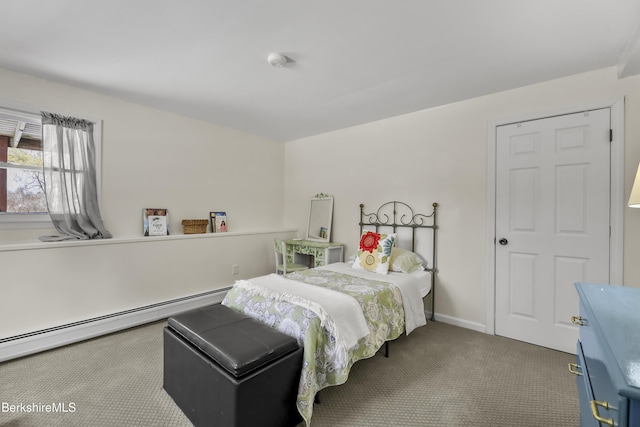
0,213,52,230
0,227,297,252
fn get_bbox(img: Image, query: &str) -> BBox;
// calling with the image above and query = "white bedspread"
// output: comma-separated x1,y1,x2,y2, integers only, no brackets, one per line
234,274,370,351
319,263,427,335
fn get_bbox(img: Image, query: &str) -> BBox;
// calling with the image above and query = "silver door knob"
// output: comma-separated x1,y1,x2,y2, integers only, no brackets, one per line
498,238,508,245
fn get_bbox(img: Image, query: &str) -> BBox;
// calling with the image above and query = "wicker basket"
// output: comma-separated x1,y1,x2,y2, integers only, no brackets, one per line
182,219,209,234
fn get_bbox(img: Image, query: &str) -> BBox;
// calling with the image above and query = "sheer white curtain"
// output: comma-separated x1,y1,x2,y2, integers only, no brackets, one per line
39,112,111,241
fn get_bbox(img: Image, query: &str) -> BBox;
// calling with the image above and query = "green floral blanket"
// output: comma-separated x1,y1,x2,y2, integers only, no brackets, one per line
222,268,406,426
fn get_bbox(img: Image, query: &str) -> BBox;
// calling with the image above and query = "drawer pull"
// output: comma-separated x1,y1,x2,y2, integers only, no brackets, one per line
590,400,614,426
567,363,582,376
571,315,585,326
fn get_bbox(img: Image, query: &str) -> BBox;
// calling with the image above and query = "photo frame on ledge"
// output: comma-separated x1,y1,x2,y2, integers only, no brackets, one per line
210,211,227,233
143,208,169,236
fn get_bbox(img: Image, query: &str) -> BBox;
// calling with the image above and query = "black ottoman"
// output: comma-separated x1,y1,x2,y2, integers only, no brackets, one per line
163,304,303,427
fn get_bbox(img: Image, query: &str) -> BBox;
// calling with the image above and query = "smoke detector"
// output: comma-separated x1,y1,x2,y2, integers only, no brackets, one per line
267,52,288,68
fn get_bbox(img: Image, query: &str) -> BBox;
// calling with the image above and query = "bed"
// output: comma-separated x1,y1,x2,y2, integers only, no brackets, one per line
222,201,438,426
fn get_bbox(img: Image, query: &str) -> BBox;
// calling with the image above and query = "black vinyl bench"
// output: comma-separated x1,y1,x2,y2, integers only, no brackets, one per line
163,304,303,427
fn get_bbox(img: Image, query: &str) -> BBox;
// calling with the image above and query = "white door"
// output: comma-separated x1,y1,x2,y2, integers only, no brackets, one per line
495,109,611,353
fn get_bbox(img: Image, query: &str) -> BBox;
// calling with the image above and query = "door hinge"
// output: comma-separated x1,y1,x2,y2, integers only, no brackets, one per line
610,129,613,142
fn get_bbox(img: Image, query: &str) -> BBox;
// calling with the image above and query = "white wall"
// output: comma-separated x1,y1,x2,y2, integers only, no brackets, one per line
0,68,290,339
284,67,640,329
0,68,285,239
3,65,640,341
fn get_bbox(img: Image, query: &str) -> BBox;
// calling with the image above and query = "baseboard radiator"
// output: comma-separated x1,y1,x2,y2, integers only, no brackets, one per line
0,288,230,363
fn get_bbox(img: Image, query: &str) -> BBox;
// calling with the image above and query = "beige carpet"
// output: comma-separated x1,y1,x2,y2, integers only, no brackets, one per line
0,320,579,426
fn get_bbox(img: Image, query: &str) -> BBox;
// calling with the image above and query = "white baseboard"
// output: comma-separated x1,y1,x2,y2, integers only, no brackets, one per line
0,289,229,363
426,311,486,333
2,295,487,363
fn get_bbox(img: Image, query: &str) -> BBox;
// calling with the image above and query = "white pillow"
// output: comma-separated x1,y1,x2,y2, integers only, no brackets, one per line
389,247,425,273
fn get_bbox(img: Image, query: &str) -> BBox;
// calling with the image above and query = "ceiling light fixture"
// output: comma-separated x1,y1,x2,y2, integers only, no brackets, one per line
267,52,288,68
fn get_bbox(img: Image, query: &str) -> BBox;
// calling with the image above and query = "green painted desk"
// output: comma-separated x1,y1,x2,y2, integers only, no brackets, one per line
283,239,344,268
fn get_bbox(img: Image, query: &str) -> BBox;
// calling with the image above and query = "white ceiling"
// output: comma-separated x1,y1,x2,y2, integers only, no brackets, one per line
1,1,640,142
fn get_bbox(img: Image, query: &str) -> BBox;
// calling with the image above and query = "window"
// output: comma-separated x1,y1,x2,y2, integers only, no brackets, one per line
0,107,50,228
0,100,103,230
0,116,45,211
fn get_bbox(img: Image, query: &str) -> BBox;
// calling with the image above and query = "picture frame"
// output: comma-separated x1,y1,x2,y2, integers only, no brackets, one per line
210,211,227,233
143,208,169,236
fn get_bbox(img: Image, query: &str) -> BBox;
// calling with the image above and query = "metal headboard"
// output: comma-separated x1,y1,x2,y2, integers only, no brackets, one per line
359,201,438,321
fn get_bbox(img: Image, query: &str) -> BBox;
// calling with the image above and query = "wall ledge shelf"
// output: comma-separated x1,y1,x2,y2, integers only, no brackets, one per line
0,227,297,252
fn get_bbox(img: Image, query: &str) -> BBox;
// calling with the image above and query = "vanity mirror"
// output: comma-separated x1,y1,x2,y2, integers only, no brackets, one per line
306,194,334,242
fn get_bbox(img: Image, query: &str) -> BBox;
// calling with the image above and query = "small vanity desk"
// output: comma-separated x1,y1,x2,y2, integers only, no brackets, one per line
284,239,344,268
290,193,342,268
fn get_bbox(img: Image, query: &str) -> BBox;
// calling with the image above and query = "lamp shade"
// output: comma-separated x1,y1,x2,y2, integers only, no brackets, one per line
629,163,640,207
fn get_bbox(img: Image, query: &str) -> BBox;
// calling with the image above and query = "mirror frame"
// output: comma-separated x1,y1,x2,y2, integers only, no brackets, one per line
306,194,334,242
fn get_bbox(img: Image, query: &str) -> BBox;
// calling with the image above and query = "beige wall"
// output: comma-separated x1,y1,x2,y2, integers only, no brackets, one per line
284,67,640,330
0,68,289,338
0,68,285,240
2,65,639,339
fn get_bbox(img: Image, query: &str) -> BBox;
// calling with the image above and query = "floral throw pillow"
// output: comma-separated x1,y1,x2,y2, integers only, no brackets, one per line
352,231,396,274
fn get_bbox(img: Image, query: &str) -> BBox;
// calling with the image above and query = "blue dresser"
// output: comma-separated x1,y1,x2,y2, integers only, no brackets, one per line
572,283,640,426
